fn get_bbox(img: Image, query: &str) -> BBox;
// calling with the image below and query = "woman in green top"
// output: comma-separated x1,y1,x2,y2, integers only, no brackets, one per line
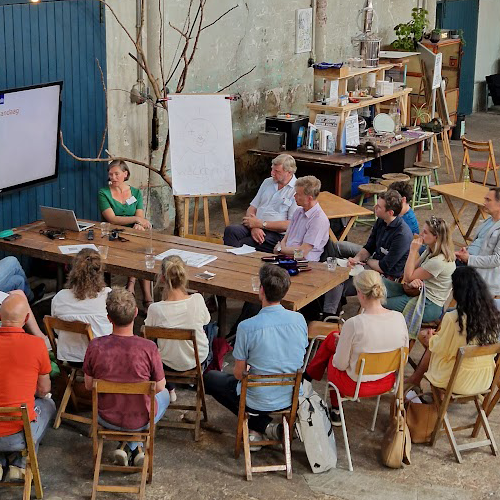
98,160,153,310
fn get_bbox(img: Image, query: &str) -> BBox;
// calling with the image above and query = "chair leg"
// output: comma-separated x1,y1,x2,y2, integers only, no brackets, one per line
242,418,252,481
23,463,33,500
371,395,381,432
337,399,353,472
139,442,150,500
442,412,462,463
54,369,76,429
91,438,104,500
474,396,498,456
411,178,418,209
424,175,433,210
194,384,202,442
282,415,292,480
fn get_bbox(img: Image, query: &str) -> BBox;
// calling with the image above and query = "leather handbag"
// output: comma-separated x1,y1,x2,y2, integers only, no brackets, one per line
381,356,411,468
405,390,438,444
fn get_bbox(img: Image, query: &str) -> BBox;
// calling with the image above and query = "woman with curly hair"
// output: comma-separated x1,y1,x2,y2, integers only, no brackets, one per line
408,266,500,392
51,248,112,363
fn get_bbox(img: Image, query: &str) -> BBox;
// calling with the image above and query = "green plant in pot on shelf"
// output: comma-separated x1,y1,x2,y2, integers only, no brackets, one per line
392,7,429,51
430,29,441,43
412,103,431,126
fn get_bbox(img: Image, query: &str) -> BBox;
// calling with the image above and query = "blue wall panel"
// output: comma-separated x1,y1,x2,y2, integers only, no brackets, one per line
0,0,107,230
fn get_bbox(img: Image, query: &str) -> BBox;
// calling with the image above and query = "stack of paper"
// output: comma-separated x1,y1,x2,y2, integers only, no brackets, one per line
59,244,98,255
226,245,256,255
155,249,217,268
336,258,365,277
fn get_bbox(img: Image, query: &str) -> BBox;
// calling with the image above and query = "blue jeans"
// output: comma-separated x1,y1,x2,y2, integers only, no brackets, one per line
0,398,56,468
0,256,33,301
98,390,170,451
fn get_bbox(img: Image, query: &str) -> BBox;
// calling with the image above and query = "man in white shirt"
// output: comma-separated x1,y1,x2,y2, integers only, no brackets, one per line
223,154,298,253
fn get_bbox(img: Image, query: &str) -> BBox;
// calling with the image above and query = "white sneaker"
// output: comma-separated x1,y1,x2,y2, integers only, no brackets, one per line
249,431,263,452
169,389,177,403
6,465,25,481
112,443,130,466
265,423,283,441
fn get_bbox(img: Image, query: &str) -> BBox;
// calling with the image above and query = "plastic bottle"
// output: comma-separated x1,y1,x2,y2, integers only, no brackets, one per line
389,103,398,132
395,107,402,133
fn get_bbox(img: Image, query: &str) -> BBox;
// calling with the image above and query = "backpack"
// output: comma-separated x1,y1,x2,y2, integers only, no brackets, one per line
295,381,337,473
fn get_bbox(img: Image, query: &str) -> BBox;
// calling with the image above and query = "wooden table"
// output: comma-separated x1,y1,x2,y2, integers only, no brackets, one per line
317,191,372,241
430,183,489,244
0,221,350,335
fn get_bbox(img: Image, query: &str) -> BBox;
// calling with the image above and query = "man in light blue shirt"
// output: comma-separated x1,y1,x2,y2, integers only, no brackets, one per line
223,154,298,253
204,265,307,446
456,187,500,296
389,181,419,235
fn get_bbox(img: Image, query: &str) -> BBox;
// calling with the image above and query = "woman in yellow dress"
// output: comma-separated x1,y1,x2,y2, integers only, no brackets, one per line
408,266,500,393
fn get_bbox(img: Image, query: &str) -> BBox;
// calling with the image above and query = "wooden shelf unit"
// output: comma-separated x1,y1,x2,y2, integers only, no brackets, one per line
309,64,412,150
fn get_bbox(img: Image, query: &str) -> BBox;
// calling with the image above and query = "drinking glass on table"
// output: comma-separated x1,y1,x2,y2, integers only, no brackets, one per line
100,222,110,237
294,248,304,260
97,245,109,260
327,257,337,272
145,253,156,270
251,276,260,292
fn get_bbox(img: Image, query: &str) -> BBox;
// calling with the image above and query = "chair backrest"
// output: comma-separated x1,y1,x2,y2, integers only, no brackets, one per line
91,380,156,438
462,137,494,153
43,315,94,356
356,346,409,376
238,371,303,430
141,326,201,371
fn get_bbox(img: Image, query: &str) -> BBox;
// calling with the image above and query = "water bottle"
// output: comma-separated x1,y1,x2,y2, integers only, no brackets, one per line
463,165,470,191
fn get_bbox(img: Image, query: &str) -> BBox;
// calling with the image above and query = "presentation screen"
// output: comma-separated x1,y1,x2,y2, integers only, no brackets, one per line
0,82,62,193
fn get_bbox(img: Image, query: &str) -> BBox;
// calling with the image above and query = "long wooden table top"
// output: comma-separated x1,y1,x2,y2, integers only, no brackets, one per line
317,191,372,218
0,221,350,312
430,182,489,205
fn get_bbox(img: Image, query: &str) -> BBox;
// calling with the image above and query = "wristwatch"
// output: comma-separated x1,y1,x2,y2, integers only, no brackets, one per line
262,221,267,229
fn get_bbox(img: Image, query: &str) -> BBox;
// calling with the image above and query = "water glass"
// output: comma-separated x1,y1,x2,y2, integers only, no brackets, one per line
100,222,110,237
327,257,337,272
294,248,304,260
97,245,109,260
145,253,156,270
251,276,260,292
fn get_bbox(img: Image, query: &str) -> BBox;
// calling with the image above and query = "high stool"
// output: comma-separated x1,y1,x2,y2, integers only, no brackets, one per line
404,167,433,210
413,160,442,203
381,173,411,182
356,183,387,226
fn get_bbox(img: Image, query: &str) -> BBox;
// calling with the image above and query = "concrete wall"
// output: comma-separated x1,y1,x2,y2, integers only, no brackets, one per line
105,0,436,230
473,0,500,111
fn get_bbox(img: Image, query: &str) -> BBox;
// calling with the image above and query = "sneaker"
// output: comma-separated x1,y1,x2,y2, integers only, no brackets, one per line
130,446,145,467
6,465,25,481
330,408,342,427
29,283,46,305
112,443,131,466
249,431,263,452
169,389,177,403
264,423,283,441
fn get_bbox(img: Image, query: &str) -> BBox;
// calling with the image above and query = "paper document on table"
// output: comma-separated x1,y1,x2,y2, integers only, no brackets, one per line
226,245,256,255
59,244,98,255
336,258,365,277
154,249,217,268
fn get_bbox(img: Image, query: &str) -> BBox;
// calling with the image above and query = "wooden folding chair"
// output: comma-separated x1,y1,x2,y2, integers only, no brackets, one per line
91,380,156,500
326,346,408,471
141,326,208,441
234,370,302,481
303,318,343,370
0,404,43,499
428,343,500,463
44,316,94,431
460,137,499,187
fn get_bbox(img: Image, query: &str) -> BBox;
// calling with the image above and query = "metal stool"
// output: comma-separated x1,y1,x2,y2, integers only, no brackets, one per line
355,183,387,226
381,173,411,182
413,160,442,203
404,167,433,210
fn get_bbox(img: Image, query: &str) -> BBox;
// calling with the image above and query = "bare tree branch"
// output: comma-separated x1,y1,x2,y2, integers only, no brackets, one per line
158,0,165,96
94,0,136,47
217,65,256,93
201,4,238,31
95,58,107,158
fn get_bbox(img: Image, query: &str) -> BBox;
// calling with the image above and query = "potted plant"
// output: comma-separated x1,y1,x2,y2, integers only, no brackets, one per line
412,103,432,126
430,29,441,43
392,8,429,51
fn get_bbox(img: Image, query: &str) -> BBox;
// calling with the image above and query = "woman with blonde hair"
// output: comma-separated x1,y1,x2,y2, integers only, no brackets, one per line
51,249,112,363
304,270,409,424
384,216,456,324
145,255,210,402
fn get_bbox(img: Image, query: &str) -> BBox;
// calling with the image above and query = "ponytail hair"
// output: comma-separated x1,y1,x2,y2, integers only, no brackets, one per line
353,270,386,302
157,255,188,298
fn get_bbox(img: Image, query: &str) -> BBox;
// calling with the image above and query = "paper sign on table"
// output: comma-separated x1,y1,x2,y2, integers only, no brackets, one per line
154,248,217,268
226,245,256,255
59,244,98,255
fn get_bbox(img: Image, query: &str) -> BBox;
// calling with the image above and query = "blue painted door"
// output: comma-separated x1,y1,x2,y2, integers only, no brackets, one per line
436,0,479,115
0,0,107,230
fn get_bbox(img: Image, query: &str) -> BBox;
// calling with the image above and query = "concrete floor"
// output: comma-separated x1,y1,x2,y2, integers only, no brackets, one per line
5,113,500,500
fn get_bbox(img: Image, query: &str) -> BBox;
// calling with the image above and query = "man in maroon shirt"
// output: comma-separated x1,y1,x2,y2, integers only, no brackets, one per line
83,288,168,467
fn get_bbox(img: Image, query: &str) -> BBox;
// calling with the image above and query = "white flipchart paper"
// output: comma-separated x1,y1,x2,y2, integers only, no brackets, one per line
168,95,236,196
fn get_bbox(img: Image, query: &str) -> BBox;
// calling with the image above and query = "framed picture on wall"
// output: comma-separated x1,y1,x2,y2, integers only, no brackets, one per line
295,8,312,54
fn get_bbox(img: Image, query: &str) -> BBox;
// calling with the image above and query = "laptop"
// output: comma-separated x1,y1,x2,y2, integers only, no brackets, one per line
40,206,95,232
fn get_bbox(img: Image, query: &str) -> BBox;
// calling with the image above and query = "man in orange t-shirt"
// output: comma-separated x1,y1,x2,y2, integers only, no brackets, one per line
0,293,55,481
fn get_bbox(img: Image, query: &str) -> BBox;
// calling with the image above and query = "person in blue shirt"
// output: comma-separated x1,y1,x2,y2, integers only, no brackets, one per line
204,264,307,448
389,181,419,235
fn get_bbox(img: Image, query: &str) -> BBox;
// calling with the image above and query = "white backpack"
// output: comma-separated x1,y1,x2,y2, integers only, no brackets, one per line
295,380,337,473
